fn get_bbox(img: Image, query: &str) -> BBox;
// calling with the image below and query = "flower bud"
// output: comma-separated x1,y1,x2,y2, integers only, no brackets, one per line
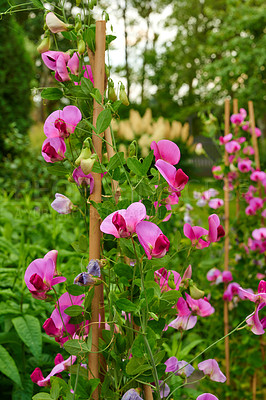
168,272,176,290
189,283,205,299
75,147,92,166
37,35,50,53
119,83,129,106
46,12,71,34
108,82,117,102
78,39,86,55
129,141,137,157
80,155,97,175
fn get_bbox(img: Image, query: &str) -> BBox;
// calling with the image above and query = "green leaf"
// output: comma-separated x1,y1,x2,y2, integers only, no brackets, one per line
179,339,202,359
107,152,126,171
114,263,133,280
84,26,96,52
96,109,112,134
50,377,61,400
41,88,62,101
61,31,77,41
141,151,154,174
119,238,139,259
32,394,53,400
64,339,89,356
46,164,68,176
66,284,87,296
131,335,145,358
106,34,116,46
127,157,144,176
31,0,44,8
64,305,84,317
161,290,181,305
153,350,166,365
71,235,88,253
0,344,22,387
90,88,102,104
81,77,94,96
12,315,42,359
158,205,167,220
126,357,152,375
67,86,88,99
115,298,137,312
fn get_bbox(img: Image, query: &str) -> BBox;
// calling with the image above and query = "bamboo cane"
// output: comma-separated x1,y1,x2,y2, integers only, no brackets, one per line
224,98,230,386
233,99,240,220
143,384,154,400
248,101,260,170
88,20,106,399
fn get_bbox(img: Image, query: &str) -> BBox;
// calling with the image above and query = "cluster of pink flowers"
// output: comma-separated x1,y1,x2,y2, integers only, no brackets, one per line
207,268,233,285
183,214,225,249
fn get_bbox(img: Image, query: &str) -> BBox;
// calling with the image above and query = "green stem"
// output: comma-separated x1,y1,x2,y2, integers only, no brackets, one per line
143,335,161,400
166,376,207,399
72,361,80,399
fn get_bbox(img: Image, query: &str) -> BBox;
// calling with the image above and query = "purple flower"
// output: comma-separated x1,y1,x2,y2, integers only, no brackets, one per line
42,137,66,163
151,140,180,165
196,394,219,400
136,221,170,259
44,106,82,139
51,193,74,214
121,389,143,400
168,297,197,331
222,271,233,283
246,303,266,335
73,167,94,193
165,356,194,377
100,202,146,238
24,250,66,300
158,381,170,398
31,354,76,386
198,359,226,382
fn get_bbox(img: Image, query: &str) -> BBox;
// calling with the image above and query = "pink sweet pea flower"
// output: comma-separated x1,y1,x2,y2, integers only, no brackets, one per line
151,140,181,165
24,250,66,300
222,270,233,283
212,166,223,180
44,106,82,139
100,202,146,238
155,160,189,195
246,304,266,335
208,198,224,209
183,223,209,249
238,280,266,305
154,268,181,291
31,354,76,386
51,194,74,214
42,51,70,71
208,214,225,243
207,268,222,283
225,140,241,153
185,293,215,317
248,238,266,253
42,137,66,163
252,228,266,241
165,356,194,377
198,359,226,383
67,52,79,75
136,221,170,259
237,136,246,144
73,167,94,193
46,12,69,34
223,282,241,301
250,170,266,182
168,297,197,331
197,394,219,400
230,113,245,125
73,64,94,85
238,159,252,173
243,146,255,156
219,133,232,145
43,292,85,343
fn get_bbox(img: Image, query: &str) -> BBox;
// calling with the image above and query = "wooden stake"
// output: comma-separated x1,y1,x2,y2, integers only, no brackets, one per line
88,20,106,400
223,98,230,387
233,99,240,220
143,385,154,400
248,101,260,170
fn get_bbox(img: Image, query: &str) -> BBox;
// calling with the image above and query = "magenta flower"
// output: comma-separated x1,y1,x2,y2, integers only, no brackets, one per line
230,112,245,125
208,198,224,209
243,146,255,156
31,354,76,386
165,356,194,377
252,228,266,241
246,197,264,215
219,133,232,145
43,292,85,342
207,268,222,283
73,167,94,193
154,268,181,291
212,166,223,180
248,238,266,253
24,250,66,300
100,202,146,238
183,223,209,249
208,214,225,243
42,137,66,163
238,280,266,305
185,293,215,317
44,106,82,139
198,359,226,383
238,158,252,173
42,51,70,72
222,271,233,283
121,389,143,400
151,139,180,165
51,193,74,214
68,52,79,75
136,221,170,259
250,170,266,182
73,63,94,86
223,282,241,301
155,159,189,195
246,304,266,335
225,140,241,153
197,394,219,400
168,297,197,331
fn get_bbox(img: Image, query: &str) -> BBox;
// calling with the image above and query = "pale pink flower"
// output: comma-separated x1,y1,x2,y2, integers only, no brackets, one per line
243,146,255,156
207,268,222,283
250,170,266,182
208,198,224,209
198,359,226,382
168,297,197,331
252,228,266,241
238,280,266,305
100,202,146,238
165,356,194,377
151,140,180,165
51,194,74,214
46,12,69,34
246,304,266,335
